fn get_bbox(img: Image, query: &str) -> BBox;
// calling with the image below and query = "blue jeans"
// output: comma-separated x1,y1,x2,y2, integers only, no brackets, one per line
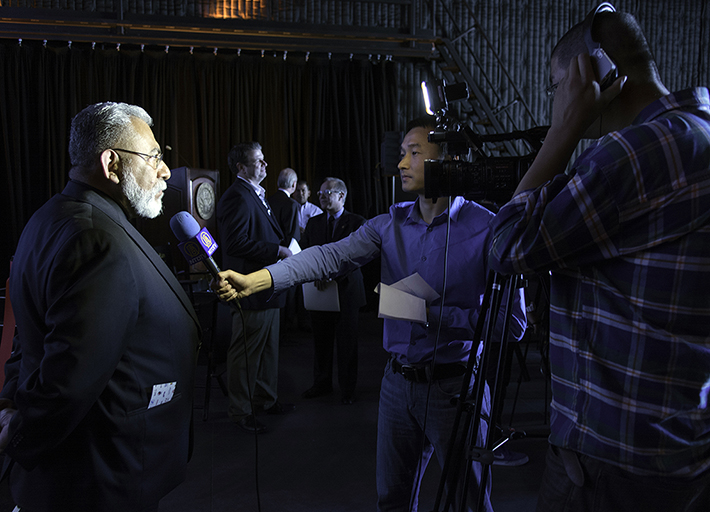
536,444,710,512
376,360,493,512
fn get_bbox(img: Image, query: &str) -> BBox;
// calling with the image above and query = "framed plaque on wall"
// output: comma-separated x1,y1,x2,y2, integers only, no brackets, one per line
135,167,220,276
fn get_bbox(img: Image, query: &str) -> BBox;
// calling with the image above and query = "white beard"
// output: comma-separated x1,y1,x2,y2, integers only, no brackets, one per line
121,163,166,219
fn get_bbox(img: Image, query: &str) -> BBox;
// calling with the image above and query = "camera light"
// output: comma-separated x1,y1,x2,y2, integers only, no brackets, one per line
421,81,435,116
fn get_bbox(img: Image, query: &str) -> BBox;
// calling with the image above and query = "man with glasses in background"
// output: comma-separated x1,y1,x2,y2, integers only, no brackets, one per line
300,177,366,405
216,142,295,434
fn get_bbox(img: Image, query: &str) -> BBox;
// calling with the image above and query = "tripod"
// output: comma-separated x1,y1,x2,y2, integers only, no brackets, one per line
431,271,524,512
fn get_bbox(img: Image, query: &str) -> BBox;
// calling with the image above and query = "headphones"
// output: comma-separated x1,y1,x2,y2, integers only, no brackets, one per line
583,2,619,91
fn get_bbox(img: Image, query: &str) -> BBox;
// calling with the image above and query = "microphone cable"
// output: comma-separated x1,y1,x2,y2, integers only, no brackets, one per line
228,293,263,512
168,212,263,510
409,195,453,512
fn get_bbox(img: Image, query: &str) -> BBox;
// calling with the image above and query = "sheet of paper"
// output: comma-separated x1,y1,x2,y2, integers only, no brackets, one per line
377,282,427,323
288,238,302,255
302,280,340,312
374,273,439,324
148,382,176,409
389,273,440,303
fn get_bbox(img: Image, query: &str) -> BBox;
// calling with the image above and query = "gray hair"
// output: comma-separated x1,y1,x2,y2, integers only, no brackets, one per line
323,177,347,200
278,168,298,189
69,102,153,173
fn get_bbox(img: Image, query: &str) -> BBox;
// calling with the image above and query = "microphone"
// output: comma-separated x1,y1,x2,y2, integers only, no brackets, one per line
170,211,242,310
169,211,221,278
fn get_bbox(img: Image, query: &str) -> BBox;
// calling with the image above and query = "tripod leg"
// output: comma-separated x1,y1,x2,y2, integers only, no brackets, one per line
457,382,494,512
433,273,525,512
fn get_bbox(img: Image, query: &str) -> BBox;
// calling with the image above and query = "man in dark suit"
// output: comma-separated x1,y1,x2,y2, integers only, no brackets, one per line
268,167,301,336
0,102,201,512
216,142,294,433
300,177,366,404
268,167,300,246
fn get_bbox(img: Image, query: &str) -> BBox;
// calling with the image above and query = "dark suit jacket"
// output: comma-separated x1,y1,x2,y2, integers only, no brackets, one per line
217,177,286,310
4,180,201,512
301,210,367,310
268,189,301,245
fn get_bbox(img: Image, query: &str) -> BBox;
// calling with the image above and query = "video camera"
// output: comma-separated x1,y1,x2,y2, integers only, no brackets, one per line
420,79,548,202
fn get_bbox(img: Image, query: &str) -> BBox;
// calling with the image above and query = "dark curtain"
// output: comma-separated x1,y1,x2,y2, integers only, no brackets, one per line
0,39,401,282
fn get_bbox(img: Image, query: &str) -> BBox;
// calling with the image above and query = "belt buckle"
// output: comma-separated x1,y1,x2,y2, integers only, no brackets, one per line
402,364,429,383
400,364,419,382
400,364,415,378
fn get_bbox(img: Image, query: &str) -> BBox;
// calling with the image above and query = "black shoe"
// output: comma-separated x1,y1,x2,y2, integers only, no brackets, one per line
341,395,355,405
301,386,333,399
236,415,267,434
265,401,295,415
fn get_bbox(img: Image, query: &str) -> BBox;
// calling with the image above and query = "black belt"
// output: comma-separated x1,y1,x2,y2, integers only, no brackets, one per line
391,359,466,383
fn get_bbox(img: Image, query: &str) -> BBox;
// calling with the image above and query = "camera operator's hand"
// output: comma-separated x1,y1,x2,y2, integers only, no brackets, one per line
513,53,626,195
551,53,626,142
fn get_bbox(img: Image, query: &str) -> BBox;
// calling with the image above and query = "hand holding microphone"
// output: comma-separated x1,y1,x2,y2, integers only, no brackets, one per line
170,211,239,307
169,211,273,304
211,268,274,301
211,269,267,301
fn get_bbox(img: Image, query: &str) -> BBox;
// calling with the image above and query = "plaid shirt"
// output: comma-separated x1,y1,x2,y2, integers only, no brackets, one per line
490,88,710,477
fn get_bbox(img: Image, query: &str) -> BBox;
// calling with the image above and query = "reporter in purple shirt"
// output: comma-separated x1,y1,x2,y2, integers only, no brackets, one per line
213,117,526,511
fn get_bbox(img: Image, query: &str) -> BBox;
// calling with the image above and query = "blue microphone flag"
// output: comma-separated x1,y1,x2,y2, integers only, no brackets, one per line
170,211,218,266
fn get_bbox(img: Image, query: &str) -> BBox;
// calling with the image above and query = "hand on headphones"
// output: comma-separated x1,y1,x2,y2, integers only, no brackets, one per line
551,53,626,141
511,53,626,195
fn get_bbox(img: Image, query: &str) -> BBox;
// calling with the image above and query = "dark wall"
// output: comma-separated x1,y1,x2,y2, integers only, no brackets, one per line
2,1,710,285
0,43,404,283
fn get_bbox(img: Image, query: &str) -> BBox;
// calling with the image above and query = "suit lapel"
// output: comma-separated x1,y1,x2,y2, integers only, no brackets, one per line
236,179,284,240
121,219,200,327
63,181,200,329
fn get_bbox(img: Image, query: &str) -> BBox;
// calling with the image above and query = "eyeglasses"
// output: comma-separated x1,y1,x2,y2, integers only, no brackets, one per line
112,148,166,169
545,82,559,98
317,190,342,197
246,159,267,167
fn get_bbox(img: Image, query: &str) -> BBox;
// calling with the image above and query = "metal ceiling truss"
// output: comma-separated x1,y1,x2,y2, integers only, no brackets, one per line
0,3,437,57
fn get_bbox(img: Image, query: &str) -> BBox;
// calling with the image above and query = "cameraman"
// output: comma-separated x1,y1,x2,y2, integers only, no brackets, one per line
489,5,710,511
214,116,526,512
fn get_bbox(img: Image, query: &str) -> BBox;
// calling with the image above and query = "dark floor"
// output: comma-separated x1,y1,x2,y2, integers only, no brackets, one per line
0,308,551,512
163,308,551,512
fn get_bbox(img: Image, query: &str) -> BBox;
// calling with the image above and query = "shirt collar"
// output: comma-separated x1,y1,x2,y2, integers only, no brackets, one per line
237,175,266,199
329,207,344,220
404,196,465,226
633,87,710,126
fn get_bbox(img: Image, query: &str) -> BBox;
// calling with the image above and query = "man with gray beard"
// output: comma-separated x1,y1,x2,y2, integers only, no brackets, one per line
0,102,201,512
120,155,168,218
